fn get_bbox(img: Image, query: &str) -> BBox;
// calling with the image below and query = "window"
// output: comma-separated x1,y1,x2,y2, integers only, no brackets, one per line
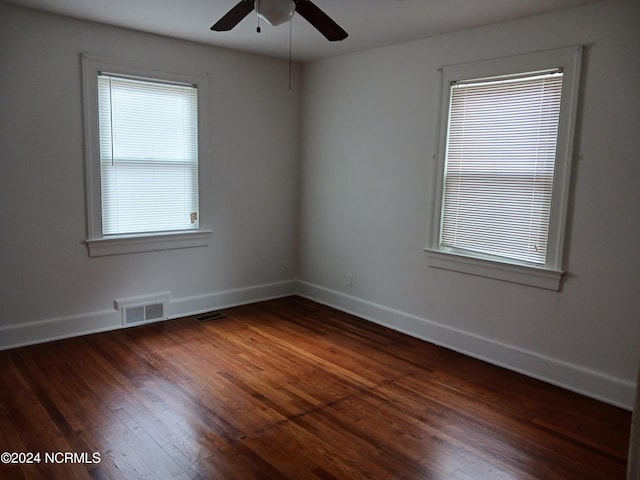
426,47,582,290
82,54,211,256
98,74,199,236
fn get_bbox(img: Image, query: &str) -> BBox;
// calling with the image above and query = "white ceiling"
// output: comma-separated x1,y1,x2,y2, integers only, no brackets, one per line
4,0,599,62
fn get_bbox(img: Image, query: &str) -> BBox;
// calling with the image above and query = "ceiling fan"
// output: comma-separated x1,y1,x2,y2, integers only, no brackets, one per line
211,0,348,41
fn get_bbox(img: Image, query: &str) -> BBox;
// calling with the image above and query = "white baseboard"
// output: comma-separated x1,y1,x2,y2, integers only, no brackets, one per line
0,309,121,351
166,280,298,319
296,280,635,410
0,280,297,352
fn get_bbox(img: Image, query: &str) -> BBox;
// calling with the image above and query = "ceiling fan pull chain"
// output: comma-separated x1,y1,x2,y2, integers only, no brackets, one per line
256,0,261,32
288,17,292,90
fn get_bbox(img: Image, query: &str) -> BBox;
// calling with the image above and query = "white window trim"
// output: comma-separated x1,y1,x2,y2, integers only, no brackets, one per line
86,230,213,257
425,46,582,291
81,53,212,257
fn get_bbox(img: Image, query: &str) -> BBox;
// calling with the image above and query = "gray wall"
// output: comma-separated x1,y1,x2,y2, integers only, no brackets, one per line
0,4,300,343
298,0,640,408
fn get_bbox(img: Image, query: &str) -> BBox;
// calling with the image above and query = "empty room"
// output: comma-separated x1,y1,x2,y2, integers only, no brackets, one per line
1,0,639,478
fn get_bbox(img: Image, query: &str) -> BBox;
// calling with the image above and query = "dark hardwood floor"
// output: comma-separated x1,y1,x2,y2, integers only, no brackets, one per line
0,296,631,479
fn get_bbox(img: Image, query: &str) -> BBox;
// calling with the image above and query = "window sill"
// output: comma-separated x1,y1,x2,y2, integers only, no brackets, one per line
425,248,563,291
86,230,212,257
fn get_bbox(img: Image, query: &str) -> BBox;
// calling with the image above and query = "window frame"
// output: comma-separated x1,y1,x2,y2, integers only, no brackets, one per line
425,47,582,290
82,54,212,257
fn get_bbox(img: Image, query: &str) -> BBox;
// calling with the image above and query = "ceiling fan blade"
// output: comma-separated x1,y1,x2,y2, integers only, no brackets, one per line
211,0,255,31
293,0,348,41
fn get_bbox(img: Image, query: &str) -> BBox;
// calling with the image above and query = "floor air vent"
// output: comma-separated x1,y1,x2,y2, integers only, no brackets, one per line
115,292,170,327
195,311,226,322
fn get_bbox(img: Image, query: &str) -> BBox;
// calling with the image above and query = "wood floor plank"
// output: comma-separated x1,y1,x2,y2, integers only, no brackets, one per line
0,296,631,479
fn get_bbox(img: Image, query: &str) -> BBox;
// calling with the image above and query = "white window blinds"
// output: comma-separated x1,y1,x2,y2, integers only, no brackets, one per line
440,70,563,265
97,73,199,236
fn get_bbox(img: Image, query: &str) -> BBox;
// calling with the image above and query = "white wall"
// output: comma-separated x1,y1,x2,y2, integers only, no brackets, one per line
0,4,300,346
299,0,640,409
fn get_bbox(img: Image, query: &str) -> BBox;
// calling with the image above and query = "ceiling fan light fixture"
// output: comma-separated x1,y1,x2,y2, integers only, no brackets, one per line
255,0,295,26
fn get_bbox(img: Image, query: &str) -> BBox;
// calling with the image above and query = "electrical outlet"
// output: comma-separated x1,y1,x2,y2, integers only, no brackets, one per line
282,261,289,273
346,273,353,287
